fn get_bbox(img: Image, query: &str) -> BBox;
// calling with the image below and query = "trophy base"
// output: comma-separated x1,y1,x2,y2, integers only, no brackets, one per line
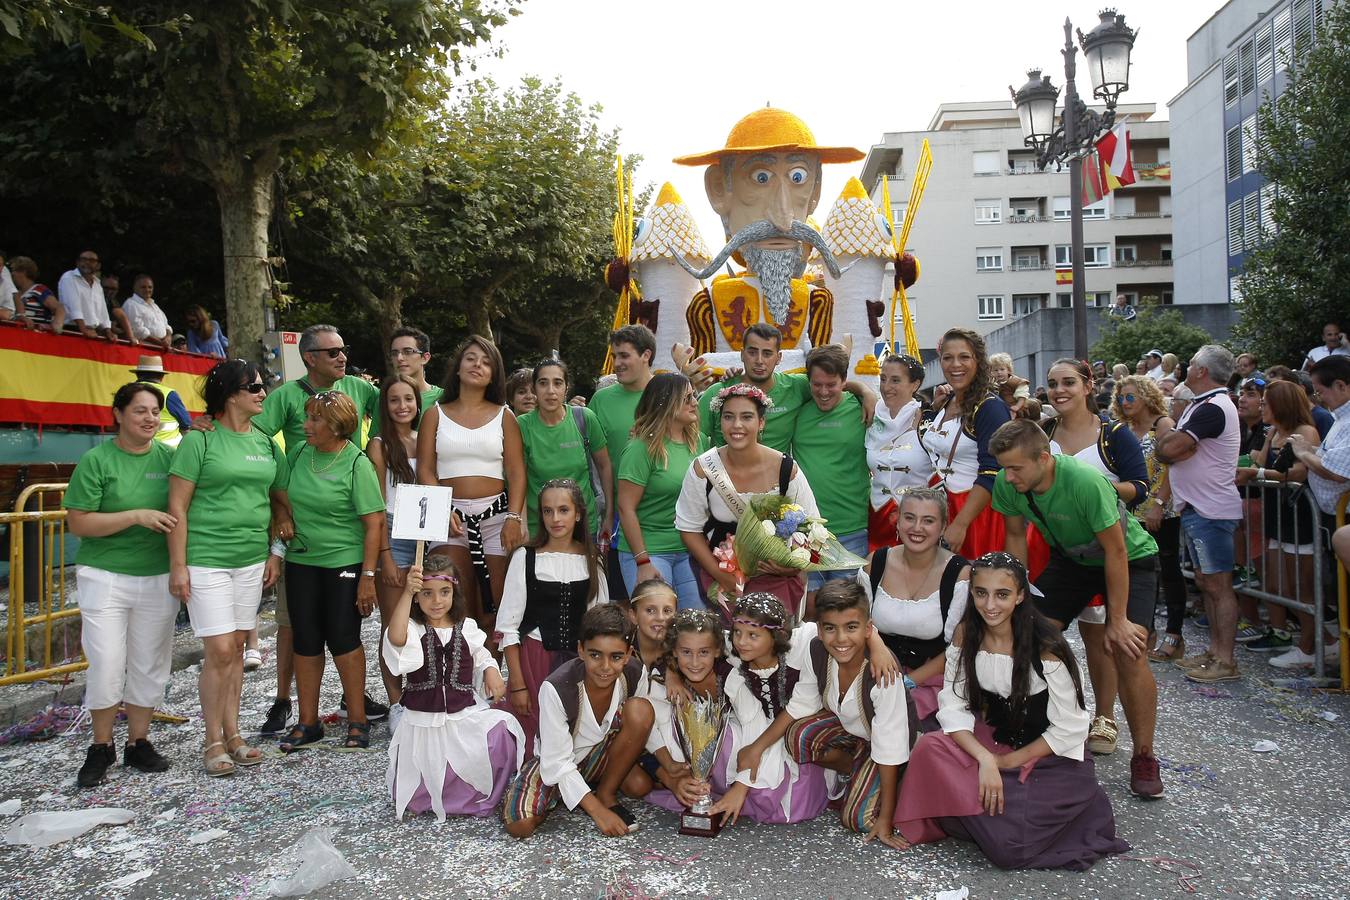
678,807,724,837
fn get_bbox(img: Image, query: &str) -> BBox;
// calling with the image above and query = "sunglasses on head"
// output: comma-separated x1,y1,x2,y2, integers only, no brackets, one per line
311,390,344,404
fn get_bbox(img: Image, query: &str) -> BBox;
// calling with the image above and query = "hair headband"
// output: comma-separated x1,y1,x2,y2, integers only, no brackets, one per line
732,616,783,631
422,574,458,584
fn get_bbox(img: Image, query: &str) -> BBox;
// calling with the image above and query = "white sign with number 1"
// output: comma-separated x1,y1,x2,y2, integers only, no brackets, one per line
391,484,454,543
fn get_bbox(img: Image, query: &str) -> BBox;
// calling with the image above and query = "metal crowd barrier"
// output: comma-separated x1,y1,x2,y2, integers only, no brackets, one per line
1229,478,1338,686
1,483,84,685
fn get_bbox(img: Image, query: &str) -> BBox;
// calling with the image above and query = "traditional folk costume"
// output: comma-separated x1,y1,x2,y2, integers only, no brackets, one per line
785,638,915,832
382,618,525,821
894,647,1129,870
920,394,1011,559
858,548,968,727
501,656,643,828
865,399,934,551
495,547,606,754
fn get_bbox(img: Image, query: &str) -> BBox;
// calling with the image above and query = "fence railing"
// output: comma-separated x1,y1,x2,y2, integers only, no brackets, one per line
1,483,83,685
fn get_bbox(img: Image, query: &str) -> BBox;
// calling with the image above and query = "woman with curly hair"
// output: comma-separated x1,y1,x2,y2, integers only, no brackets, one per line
921,329,1011,558
616,373,708,609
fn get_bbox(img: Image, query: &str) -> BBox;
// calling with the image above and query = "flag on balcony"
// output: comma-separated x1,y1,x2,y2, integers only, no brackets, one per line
1097,123,1135,191
1081,150,1106,206
1055,268,1073,286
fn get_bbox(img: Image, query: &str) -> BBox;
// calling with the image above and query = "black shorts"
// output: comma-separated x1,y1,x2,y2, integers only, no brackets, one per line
284,561,364,657
1033,555,1157,628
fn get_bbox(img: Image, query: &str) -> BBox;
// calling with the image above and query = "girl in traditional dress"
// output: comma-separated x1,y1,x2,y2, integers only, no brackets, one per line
921,328,1011,558
865,354,933,551
497,479,606,754
894,552,1129,870
383,555,524,821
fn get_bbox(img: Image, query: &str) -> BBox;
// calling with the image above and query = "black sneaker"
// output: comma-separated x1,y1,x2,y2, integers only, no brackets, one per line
123,738,170,773
339,694,389,721
77,742,117,788
260,697,292,735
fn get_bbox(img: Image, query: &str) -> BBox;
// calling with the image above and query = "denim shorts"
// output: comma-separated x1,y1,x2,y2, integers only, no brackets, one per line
807,529,869,592
384,513,417,569
1180,508,1239,575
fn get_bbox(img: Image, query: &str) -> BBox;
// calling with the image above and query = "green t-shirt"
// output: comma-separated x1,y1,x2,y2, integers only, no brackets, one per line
518,407,607,536
252,375,379,458
170,427,288,569
992,453,1158,565
63,440,175,576
792,394,869,535
285,442,386,568
589,382,644,486
617,435,707,554
698,372,811,452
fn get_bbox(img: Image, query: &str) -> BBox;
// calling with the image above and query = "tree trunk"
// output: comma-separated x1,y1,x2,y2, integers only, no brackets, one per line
466,295,493,340
215,160,277,367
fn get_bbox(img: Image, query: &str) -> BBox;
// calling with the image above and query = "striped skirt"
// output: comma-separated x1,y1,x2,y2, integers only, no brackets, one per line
501,710,621,826
785,711,882,833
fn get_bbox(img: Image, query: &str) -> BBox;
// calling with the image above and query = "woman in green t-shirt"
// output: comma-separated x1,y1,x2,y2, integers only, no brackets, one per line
64,382,179,789
169,360,287,777
616,373,706,610
279,391,386,752
517,358,613,543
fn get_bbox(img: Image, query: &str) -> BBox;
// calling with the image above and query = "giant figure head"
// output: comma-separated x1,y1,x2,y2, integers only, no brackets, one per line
674,108,862,322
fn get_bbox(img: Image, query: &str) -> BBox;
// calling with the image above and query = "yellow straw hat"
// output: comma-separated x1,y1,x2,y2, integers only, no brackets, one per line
674,107,864,167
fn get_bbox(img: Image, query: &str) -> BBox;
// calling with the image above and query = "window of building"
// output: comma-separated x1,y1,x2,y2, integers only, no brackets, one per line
1227,199,1244,256
1013,251,1042,270
1011,294,1042,316
1053,196,1070,220
1116,244,1137,264
1223,50,1239,107
976,248,1003,271
1161,290,1174,305
977,295,1004,320
1161,242,1173,261
972,151,1002,175
1243,192,1261,249
1093,292,1112,308
1055,292,1072,308
1260,182,1277,236
1055,244,1109,268
1256,24,1274,84
1225,126,1242,181
975,199,1001,224
1113,194,1135,217
1084,199,1107,220
892,204,906,229
1242,115,1258,175
1239,39,1255,96
1294,0,1315,59
1274,8,1293,71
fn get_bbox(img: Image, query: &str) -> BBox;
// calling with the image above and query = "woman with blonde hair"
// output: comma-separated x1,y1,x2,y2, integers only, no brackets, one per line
616,373,707,609
1160,353,1179,381
1112,376,1184,662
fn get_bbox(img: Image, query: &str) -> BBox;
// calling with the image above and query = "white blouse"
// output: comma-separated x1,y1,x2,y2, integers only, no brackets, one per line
786,652,911,766
865,400,933,508
538,673,629,810
921,411,980,493
380,618,498,727
722,621,818,789
674,452,818,534
495,549,608,649
857,567,969,644
936,647,1089,760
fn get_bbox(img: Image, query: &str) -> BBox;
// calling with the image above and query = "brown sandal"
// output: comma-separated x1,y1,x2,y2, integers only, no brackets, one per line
1148,633,1185,663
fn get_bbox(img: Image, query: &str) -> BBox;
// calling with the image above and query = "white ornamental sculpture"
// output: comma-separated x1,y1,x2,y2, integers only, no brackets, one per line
822,177,894,389
627,183,711,374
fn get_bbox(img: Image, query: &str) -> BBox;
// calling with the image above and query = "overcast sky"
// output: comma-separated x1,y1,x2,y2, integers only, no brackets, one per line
472,0,1217,246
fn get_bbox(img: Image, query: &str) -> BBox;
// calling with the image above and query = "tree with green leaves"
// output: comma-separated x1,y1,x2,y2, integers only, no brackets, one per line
1090,304,1213,372
1235,1,1350,368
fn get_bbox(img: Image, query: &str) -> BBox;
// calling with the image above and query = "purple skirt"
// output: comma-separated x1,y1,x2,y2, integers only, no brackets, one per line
494,636,571,758
906,668,943,726
643,737,829,824
895,722,1129,871
394,721,520,820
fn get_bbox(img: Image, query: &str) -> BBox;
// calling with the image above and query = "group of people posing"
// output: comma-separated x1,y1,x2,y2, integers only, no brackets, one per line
62,317,1350,871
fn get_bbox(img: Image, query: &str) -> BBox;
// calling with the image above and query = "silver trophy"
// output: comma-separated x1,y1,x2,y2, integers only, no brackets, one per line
673,693,728,836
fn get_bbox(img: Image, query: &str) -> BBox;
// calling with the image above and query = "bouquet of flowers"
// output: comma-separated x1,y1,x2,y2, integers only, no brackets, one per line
732,495,868,578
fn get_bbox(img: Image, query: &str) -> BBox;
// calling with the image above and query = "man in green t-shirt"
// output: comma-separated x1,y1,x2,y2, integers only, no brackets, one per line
386,326,443,421
990,418,1163,799
588,324,657,600
793,344,871,602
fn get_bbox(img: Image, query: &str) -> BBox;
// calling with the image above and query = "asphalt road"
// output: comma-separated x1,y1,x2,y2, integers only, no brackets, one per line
0,612,1346,899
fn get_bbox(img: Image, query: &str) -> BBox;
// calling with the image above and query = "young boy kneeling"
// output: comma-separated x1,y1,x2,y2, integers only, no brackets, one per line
783,581,913,848
503,604,654,838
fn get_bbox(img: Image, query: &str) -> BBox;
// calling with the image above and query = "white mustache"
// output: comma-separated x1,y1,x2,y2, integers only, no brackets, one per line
675,220,855,280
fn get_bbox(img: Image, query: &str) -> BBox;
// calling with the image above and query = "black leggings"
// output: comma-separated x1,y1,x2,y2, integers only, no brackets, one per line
284,561,363,657
1155,516,1187,635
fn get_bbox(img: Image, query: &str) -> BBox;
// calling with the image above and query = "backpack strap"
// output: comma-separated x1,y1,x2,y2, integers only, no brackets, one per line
868,546,889,610
571,405,590,453
777,454,794,496
296,378,319,398
1098,421,1123,477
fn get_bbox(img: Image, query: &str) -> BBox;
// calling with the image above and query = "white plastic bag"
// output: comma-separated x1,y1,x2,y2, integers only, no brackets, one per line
267,828,356,897
4,808,135,848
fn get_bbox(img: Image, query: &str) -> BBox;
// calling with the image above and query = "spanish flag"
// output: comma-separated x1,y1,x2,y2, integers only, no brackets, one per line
1096,123,1135,192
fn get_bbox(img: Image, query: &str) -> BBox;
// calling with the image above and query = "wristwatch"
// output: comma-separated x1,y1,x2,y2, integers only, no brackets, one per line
361,570,377,578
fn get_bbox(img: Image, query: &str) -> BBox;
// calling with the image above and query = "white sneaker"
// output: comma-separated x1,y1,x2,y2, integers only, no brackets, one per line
1270,646,1316,669
1323,641,1341,662
242,649,262,671
388,703,405,736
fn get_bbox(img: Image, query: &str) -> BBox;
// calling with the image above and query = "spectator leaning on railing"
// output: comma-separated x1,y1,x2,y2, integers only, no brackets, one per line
58,250,117,341
8,256,64,331
122,274,172,349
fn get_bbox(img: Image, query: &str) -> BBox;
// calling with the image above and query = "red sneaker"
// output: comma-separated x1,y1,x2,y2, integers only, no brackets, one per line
1130,751,1164,798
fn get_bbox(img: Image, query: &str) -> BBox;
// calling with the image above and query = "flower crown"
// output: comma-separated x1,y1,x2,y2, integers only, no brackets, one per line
709,383,770,415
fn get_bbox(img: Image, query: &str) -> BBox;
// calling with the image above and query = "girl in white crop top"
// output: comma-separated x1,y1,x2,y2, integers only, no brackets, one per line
416,336,527,635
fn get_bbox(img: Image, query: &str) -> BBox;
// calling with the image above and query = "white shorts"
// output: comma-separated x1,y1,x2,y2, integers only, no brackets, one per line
1078,602,1108,625
76,566,178,710
430,494,509,557
186,561,266,638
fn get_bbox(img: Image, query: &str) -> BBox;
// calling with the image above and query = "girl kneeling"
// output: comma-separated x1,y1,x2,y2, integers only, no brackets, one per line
893,552,1129,870
383,556,525,820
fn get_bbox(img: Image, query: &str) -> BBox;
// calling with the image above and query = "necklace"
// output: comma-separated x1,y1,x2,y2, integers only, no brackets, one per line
309,445,344,474
892,548,943,601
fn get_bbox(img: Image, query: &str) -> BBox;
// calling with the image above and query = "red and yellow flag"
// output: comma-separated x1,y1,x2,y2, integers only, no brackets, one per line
1097,124,1135,192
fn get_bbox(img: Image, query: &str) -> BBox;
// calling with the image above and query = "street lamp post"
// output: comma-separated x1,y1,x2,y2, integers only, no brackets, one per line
1011,9,1137,358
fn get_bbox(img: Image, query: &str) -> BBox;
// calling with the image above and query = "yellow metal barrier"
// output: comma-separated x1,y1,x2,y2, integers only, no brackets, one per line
1,483,85,685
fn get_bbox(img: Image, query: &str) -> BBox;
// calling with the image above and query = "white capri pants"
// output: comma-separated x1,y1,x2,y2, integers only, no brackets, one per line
76,566,179,710
185,561,266,638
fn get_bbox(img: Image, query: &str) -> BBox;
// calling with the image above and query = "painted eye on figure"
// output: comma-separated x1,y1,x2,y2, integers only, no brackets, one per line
875,212,893,239
788,167,809,185
751,169,772,185
633,217,651,246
